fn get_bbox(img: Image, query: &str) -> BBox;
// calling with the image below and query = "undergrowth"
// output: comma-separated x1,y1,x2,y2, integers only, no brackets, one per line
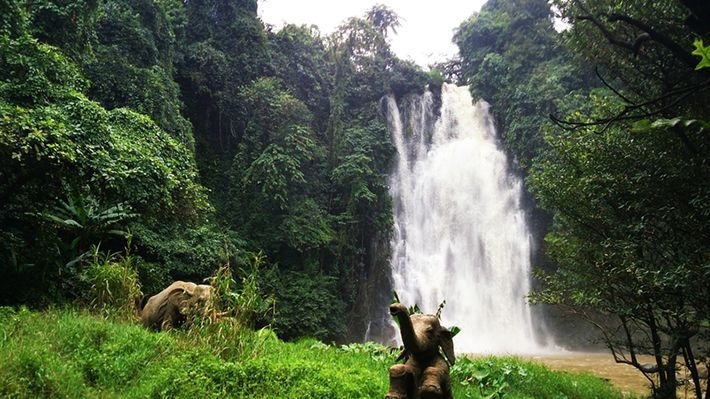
0,307,388,398
0,306,638,399
451,356,638,399
0,254,635,399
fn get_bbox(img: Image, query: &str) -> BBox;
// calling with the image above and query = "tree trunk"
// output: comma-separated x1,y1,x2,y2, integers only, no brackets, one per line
647,307,677,399
682,341,703,399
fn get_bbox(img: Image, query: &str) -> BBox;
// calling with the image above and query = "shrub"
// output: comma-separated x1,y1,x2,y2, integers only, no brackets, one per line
267,270,346,341
181,253,275,359
451,356,629,399
131,223,238,284
82,245,142,320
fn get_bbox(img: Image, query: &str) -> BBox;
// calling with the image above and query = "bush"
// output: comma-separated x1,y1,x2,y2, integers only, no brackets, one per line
181,256,275,360
266,270,346,342
131,223,239,285
82,245,142,320
451,356,630,399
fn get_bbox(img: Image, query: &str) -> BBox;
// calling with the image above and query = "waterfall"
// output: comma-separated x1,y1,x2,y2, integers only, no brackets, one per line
385,84,546,354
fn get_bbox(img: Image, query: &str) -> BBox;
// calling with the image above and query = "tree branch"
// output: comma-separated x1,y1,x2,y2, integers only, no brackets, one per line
574,15,634,47
606,13,698,69
595,67,635,105
549,78,710,132
571,0,697,69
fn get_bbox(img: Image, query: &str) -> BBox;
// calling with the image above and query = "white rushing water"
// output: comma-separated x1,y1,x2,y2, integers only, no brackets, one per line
385,84,546,354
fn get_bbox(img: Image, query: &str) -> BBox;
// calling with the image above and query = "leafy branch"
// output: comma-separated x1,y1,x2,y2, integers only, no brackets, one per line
692,39,710,70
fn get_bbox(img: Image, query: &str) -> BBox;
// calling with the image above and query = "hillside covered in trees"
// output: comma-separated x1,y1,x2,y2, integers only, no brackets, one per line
453,0,709,397
0,0,431,342
2,0,710,397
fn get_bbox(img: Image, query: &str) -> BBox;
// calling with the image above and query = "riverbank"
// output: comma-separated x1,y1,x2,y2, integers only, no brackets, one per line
528,352,650,397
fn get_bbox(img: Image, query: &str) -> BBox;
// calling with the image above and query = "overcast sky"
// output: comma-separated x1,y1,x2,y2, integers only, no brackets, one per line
257,0,487,66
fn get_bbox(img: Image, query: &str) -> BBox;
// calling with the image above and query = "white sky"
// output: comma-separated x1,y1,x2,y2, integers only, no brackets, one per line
257,0,487,67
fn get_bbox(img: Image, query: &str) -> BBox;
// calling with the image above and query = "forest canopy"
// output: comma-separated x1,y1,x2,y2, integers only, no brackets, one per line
455,0,710,398
0,0,429,342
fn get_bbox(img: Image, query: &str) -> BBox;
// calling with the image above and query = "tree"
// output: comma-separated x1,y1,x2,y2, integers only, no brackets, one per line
172,0,270,226
81,0,193,148
454,0,592,170
25,0,99,59
1,0,432,342
549,0,710,130
528,1,710,398
0,8,220,304
178,0,268,156
228,77,328,263
365,4,400,39
324,8,424,340
267,24,333,133
265,270,346,342
529,105,710,398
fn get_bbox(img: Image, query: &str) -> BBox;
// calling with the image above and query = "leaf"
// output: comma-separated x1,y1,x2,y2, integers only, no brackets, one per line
651,117,683,129
62,219,83,228
448,325,462,337
691,39,710,70
471,369,490,380
633,117,705,133
391,290,401,304
631,119,652,133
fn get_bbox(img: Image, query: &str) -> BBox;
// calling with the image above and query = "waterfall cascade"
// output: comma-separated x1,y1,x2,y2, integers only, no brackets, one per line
385,84,548,354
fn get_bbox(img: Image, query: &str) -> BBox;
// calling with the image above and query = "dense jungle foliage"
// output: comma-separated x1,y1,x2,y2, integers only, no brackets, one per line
0,0,429,342
455,0,710,398
2,0,710,397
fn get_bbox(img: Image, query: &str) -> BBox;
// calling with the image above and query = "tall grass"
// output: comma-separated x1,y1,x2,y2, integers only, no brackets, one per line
0,250,638,398
82,245,142,321
0,306,639,398
181,254,276,360
0,307,388,398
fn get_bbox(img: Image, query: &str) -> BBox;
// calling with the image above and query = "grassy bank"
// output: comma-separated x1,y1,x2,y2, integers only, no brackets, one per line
0,307,635,398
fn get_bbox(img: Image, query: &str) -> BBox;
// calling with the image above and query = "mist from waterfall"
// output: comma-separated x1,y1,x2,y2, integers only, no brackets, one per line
385,84,547,354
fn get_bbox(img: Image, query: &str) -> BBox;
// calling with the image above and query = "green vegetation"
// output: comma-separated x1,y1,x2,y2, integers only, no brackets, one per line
452,356,632,399
456,1,710,398
0,0,427,341
0,307,628,399
453,0,592,170
2,0,709,397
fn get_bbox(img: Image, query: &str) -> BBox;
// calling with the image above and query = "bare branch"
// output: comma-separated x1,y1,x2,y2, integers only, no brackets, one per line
595,67,636,105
